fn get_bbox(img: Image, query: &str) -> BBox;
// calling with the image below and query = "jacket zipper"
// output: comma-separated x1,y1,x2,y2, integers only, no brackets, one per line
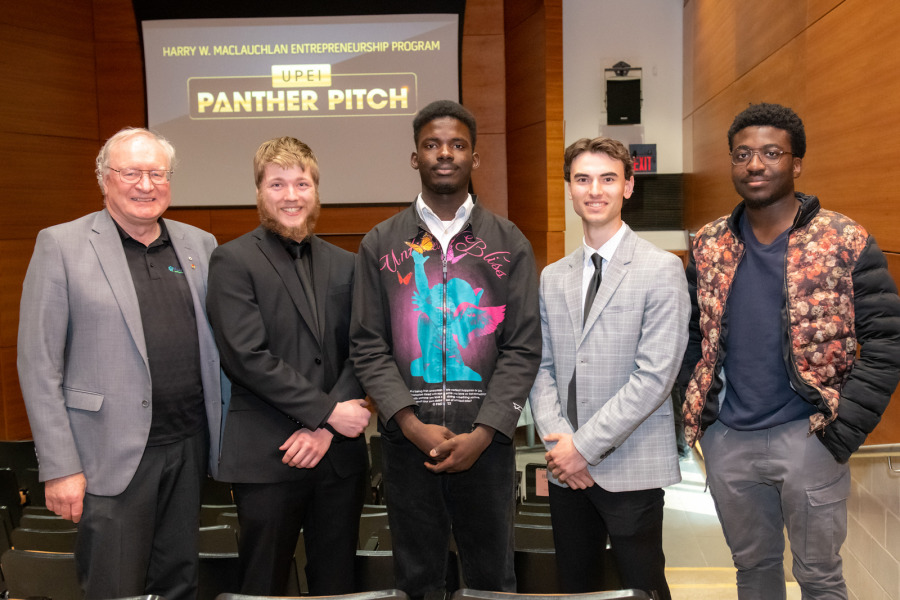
441,247,448,428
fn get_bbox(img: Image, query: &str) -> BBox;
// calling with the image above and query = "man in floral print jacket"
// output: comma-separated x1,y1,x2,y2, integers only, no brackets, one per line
679,102,900,600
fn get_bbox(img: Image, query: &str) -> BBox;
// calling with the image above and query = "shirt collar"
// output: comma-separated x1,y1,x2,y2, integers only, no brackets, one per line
582,222,626,268
277,234,312,259
415,194,474,225
114,218,169,247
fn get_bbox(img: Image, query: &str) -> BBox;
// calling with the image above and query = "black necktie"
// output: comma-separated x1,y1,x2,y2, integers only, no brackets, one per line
568,253,603,430
583,253,602,325
287,240,318,331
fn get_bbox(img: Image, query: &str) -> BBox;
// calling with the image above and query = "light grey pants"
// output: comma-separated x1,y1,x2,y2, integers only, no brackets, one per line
703,418,850,600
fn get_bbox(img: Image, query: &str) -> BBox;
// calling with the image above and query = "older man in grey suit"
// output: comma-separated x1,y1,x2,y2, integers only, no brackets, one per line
529,137,689,600
17,127,222,600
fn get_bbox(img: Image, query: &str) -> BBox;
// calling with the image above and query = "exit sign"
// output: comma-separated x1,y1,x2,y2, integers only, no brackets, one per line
630,144,657,173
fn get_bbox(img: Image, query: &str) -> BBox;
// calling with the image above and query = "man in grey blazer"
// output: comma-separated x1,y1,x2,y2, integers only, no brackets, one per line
529,137,689,600
17,127,222,600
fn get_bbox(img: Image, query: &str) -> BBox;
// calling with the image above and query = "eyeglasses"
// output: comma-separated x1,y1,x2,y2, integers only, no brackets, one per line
730,147,793,166
108,167,173,184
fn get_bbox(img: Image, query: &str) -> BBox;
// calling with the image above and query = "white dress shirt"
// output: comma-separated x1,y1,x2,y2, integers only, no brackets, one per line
581,223,626,301
415,194,474,253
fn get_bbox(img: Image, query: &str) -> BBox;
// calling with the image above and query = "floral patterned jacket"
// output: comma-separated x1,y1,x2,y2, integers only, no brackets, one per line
680,193,900,462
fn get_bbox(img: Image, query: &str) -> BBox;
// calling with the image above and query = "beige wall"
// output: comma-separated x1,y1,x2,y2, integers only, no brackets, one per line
847,457,900,599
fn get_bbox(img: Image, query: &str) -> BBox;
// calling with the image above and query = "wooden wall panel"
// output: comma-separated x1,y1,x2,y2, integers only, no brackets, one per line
0,134,102,241
314,205,407,235
95,42,147,139
462,34,507,135
504,0,563,268
93,0,140,44
1,348,31,440
733,2,806,78
463,0,504,35
94,0,144,140
801,0,900,252
1,0,93,38
732,35,807,113
504,10,547,132
470,133,509,218
503,0,543,32
462,13,508,215
207,209,260,244
682,0,694,120
686,0,900,252
689,3,736,112
0,240,35,349
807,0,843,23
0,25,98,140
518,230,563,276
684,89,739,230
505,123,549,233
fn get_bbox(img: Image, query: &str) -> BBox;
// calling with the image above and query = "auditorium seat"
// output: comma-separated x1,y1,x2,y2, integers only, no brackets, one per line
1,548,81,600
355,550,459,594
198,525,241,600
202,477,234,505
214,590,409,600
0,469,23,528
200,503,239,527
358,511,389,549
513,523,554,550
11,527,78,552
516,502,551,514
215,511,241,537
20,513,77,530
513,511,552,526
514,549,558,594
450,588,651,600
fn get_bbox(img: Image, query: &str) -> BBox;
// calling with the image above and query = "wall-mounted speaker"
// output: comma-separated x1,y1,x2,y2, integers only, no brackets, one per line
606,79,641,125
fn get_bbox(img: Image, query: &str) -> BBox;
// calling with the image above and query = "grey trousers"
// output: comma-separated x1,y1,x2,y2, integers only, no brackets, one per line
76,431,207,600
703,418,850,600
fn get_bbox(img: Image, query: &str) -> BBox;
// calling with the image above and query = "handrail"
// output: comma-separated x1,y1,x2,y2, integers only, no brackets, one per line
851,443,900,473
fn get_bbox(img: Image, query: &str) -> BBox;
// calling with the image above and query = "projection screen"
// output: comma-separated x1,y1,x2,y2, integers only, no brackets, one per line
142,13,460,206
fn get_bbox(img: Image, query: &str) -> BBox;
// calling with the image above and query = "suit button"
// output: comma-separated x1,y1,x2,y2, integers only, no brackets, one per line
142,400,149,407
315,357,322,365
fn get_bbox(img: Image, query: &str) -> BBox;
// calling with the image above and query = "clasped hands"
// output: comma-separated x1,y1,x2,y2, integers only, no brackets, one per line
280,398,371,468
544,432,595,490
395,407,493,473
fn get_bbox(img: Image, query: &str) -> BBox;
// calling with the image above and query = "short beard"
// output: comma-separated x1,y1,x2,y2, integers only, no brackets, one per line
257,191,321,242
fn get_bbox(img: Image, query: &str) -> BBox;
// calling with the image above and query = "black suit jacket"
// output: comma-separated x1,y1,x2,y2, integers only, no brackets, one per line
207,226,366,483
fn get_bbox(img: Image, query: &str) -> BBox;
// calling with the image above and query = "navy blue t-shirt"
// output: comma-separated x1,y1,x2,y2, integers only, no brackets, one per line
719,214,815,430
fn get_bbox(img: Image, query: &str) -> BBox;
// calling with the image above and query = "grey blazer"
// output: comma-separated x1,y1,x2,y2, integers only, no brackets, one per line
17,209,222,496
529,225,690,492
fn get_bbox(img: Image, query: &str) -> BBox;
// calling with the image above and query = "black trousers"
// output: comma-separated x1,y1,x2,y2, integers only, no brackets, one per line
381,428,517,600
231,455,366,595
76,430,207,600
548,482,670,600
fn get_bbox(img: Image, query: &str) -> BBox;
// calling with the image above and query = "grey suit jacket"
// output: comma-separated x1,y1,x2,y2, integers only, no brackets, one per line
529,225,690,492
17,209,223,496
